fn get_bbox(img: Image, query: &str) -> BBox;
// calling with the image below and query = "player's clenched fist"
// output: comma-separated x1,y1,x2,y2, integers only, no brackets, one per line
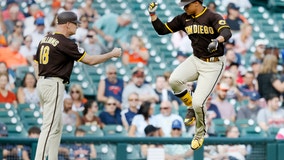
148,2,158,14
207,39,218,53
111,47,122,58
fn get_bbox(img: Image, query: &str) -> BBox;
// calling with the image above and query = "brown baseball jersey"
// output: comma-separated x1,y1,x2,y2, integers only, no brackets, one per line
34,33,86,83
153,8,230,58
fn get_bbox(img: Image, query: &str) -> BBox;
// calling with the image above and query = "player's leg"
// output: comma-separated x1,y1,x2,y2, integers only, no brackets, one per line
35,79,65,160
190,56,225,150
169,55,198,125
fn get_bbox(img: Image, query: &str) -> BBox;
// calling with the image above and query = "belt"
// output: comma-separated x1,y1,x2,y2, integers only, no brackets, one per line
39,76,67,84
199,57,220,62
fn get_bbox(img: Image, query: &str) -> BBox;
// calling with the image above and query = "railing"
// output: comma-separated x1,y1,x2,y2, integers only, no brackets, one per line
0,137,283,160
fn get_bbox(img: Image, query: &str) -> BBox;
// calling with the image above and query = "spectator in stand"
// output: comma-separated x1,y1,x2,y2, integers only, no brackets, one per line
81,100,103,128
153,75,182,112
93,12,132,50
23,5,44,36
237,92,261,122
207,1,217,12
68,128,97,159
2,0,25,33
30,17,47,50
221,70,243,101
164,120,193,160
238,71,259,97
250,39,268,65
69,84,88,112
17,72,40,105
121,92,140,130
78,0,100,23
0,7,7,47
211,82,236,122
19,35,36,65
45,0,61,31
97,63,125,104
0,73,17,108
128,101,157,137
154,100,185,137
72,15,89,43
62,96,81,127
257,54,284,100
57,0,79,16
206,95,222,135
0,61,15,91
81,28,107,55
224,48,241,70
99,96,122,125
22,126,41,160
222,0,252,10
231,23,254,55
122,67,158,109
257,94,284,132
217,126,247,160
0,39,28,70
7,20,24,44
171,30,193,54
141,124,165,159
223,3,248,33
122,35,150,65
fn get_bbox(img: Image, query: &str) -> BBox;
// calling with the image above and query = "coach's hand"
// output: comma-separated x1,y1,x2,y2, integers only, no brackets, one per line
207,39,218,53
148,2,158,15
111,47,122,58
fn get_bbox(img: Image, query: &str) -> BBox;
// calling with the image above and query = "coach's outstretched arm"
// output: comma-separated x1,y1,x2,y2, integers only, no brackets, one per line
80,48,121,65
148,2,172,35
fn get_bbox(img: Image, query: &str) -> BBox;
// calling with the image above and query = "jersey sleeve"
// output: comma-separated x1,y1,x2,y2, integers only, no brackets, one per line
211,13,230,33
165,14,187,33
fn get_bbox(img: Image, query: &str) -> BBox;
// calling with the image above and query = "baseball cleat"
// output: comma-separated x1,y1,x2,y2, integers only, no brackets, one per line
191,136,204,150
184,108,195,126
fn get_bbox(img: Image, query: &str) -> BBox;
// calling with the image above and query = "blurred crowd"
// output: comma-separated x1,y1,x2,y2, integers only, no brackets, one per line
0,0,284,159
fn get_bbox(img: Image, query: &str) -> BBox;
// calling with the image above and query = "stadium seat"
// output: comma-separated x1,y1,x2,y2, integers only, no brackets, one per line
6,123,28,137
78,125,104,137
95,144,116,160
102,124,127,136
240,126,267,137
62,124,76,137
126,144,143,160
267,127,280,138
235,119,256,129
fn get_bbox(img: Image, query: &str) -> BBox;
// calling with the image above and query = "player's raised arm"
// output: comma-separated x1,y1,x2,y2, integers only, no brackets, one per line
80,47,122,65
148,2,172,35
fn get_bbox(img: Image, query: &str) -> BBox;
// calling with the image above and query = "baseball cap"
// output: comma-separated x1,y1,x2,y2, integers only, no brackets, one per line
177,51,188,58
144,125,160,136
218,82,230,91
172,119,182,129
227,3,240,10
178,0,203,7
255,39,268,46
132,67,145,77
0,123,8,136
35,17,45,25
248,92,260,101
6,0,17,6
56,11,81,25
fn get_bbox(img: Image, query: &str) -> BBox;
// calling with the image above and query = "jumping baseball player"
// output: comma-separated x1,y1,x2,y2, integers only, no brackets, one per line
33,11,121,160
148,0,232,150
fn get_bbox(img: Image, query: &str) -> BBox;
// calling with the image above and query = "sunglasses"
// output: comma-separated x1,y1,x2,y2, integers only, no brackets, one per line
128,98,139,101
160,107,169,110
15,25,23,28
107,103,116,106
71,90,80,94
172,128,181,131
223,76,233,79
108,72,117,75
